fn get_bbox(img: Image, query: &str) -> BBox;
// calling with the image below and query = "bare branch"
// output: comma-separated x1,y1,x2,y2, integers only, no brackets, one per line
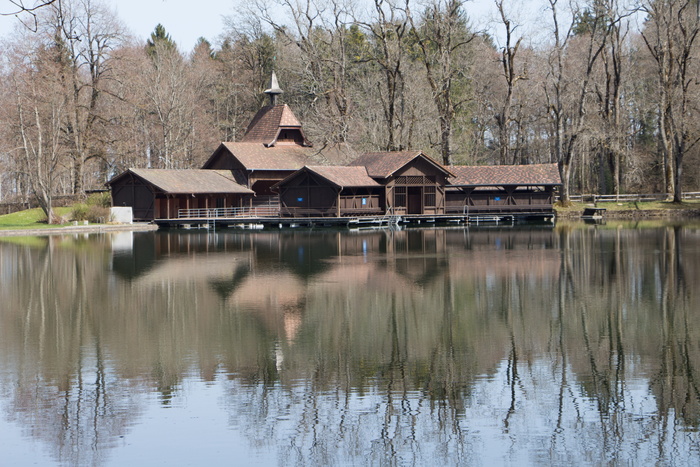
1,0,61,32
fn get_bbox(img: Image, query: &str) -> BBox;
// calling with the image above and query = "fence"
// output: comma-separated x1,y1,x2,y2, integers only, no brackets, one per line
564,192,700,203
178,206,280,219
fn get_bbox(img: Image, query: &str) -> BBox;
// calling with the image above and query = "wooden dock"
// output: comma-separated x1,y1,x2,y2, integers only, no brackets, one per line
154,211,554,230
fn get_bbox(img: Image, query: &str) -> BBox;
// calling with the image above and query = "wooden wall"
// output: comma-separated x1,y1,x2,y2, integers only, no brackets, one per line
445,186,556,213
111,173,156,220
277,171,383,217
385,159,448,215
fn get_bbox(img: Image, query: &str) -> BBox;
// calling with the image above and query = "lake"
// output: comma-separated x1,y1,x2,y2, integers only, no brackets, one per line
1,222,700,466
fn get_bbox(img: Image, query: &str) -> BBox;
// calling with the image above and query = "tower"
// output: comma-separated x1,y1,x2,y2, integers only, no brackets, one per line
264,71,283,106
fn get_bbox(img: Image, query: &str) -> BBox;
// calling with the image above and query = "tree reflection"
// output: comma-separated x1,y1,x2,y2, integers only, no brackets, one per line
1,223,700,464
650,226,700,432
1,235,142,465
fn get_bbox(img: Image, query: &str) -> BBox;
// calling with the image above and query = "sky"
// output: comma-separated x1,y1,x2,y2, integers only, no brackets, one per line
0,0,548,52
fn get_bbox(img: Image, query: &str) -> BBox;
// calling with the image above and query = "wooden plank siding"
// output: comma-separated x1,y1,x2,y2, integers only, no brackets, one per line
338,189,383,215
277,170,383,217
384,166,448,215
108,169,254,221
111,171,156,220
445,187,556,213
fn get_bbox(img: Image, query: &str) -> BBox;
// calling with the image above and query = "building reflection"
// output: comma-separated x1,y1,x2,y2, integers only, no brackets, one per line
0,223,699,464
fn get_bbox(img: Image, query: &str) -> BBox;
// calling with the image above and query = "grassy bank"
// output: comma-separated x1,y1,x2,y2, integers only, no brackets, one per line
0,193,112,231
0,207,74,230
2,199,699,231
555,199,700,218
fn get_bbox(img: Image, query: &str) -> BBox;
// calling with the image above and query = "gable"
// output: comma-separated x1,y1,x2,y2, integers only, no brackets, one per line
202,144,247,170
241,104,310,147
279,170,326,188
394,157,449,179
352,151,452,179
273,166,381,190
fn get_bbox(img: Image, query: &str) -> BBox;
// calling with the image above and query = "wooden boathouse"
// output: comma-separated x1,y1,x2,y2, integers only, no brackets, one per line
446,164,561,220
274,166,383,217
108,168,254,222
351,151,453,216
108,73,562,228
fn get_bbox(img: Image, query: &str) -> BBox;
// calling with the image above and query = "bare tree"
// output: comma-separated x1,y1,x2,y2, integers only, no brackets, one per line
588,0,634,198
1,0,60,31
249,0,356,146
45,0,125,194
406,0,475,166
358,0,410,151
3,36,69,222
640,0,700,202
493,0,527,165
214,33,271,141
143,39,196,169
544,0,611,204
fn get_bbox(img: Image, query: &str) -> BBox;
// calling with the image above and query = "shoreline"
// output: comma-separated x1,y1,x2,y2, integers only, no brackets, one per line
555,207,700,220
1,208,699,237
0,223,158,237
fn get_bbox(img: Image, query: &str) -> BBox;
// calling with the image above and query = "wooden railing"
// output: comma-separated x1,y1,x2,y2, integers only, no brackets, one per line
445,204,552,214
178,206,280,218
565,192,700,203
278,207,337,217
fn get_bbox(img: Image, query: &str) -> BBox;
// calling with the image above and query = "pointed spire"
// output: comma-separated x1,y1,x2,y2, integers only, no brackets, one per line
264,71,283,106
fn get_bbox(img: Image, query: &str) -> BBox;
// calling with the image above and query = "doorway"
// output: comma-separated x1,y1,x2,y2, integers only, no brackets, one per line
407,187,423,214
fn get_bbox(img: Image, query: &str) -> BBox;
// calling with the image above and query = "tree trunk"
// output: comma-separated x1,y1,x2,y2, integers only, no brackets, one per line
673,150,683,203
440,115,453,166
558,160,572,205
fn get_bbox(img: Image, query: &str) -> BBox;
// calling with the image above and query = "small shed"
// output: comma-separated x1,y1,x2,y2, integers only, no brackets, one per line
445,164,561,214
108,168,254,221
273,166,383,217
351,151,453,215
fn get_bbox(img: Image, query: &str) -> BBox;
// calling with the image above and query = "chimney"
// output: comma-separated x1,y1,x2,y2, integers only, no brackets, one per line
264,71,283,106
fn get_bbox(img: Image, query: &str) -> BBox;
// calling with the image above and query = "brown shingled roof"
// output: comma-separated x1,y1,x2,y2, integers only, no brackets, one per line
272,166,380,190
449,164,561,186
351,151,453,178
215,142,322,170
111,169,254,194
241,104,309,146
304,166,381,187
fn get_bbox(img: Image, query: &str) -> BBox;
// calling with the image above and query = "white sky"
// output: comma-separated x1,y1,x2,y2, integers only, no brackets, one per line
0,0,549,52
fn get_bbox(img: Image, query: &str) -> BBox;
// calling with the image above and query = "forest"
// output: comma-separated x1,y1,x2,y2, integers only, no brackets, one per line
1,0,699,221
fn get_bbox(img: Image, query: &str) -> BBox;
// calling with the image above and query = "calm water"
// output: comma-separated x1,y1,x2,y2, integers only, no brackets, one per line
1,222,700,466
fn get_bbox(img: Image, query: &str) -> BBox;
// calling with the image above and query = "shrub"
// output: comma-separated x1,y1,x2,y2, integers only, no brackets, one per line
69,193,112,223
86,191,111,208
87,205,111,223
71,203,89,221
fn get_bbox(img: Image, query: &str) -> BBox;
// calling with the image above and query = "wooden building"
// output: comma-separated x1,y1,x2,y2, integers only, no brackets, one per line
108,169,254,221
202,140,316,197
351,151,453,215
107,73,563,225
274,166,383,217
445,164,561,214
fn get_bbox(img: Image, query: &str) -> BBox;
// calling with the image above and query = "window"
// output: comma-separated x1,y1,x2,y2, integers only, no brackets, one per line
424,186,436,207
394,187,406,207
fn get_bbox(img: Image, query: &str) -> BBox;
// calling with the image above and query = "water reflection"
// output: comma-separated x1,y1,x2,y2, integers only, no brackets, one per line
1,224,700,465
